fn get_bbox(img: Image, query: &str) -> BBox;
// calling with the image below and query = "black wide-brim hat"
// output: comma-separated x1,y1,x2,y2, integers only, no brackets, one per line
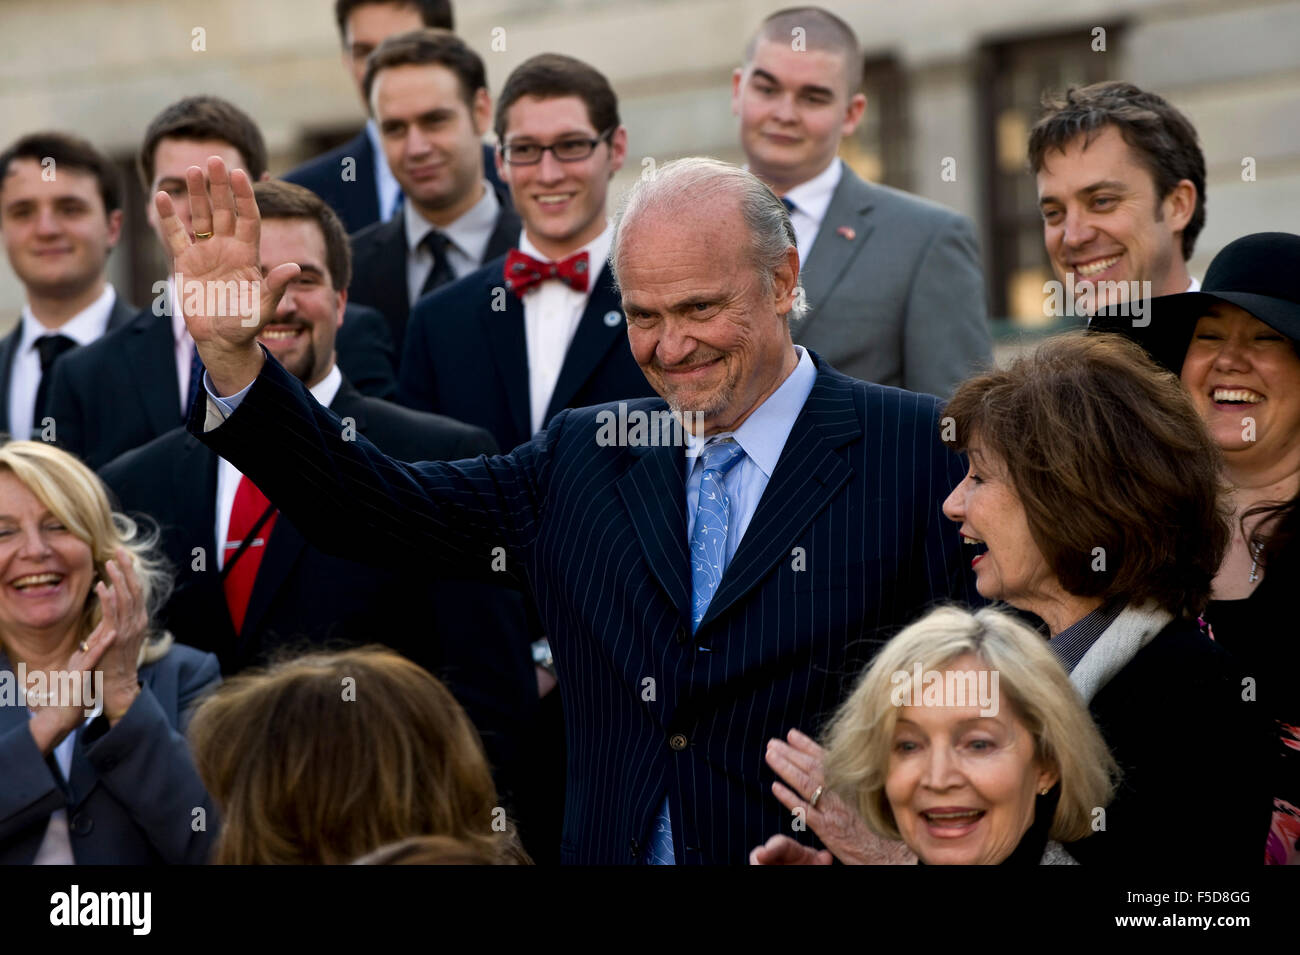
1088,232,1300,374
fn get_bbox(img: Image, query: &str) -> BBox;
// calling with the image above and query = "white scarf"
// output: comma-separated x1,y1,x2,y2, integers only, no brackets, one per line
1069,600,1173,703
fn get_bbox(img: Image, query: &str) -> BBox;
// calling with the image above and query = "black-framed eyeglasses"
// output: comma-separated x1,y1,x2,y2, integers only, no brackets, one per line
499,128,616,166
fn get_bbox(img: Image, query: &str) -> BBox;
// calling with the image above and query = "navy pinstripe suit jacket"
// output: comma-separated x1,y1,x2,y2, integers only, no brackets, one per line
191,349,979,864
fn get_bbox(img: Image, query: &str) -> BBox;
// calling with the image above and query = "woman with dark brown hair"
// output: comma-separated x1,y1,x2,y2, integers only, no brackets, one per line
188,646,528,864
758,332,1270,866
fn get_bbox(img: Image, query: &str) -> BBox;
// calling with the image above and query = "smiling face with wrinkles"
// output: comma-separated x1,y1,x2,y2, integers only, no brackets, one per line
618,191,799,435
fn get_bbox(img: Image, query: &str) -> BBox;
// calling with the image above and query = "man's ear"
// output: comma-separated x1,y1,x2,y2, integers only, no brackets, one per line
1164,179,1197,243
841,92,867,139
773,244,800,317
472,87,493,138
731,67,745,117
105,209,124,249
334,288,347,328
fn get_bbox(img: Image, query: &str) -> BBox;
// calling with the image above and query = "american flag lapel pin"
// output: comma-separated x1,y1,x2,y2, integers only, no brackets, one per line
837,226,856,240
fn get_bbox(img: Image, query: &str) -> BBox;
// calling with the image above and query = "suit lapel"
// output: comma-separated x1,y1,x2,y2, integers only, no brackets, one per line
797,164,876,341
354,131,380,224
0,327,20,429
485,191,521,261
125,314,183,435
617,440,692,622
478,276,532,444
698,363,860,631
544,267,626,421
105,295,136,331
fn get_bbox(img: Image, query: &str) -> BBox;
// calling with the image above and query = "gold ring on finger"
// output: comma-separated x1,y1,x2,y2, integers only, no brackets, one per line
194,231,214,240
79,640,89,653
809,785,824,809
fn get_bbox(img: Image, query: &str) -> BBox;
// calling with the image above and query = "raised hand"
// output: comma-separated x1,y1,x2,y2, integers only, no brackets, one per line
766,727,917,865
26,614,116,755
95,549,150,724
154,156,300,395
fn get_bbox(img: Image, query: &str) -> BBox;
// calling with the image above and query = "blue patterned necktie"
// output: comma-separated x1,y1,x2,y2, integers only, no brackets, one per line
689,438,746,632
184,343,205,421
780,196,796,214
643,438,746,866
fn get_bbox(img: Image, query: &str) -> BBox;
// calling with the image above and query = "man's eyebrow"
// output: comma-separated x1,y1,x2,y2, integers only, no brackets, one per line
750,68,780,86
1039,179,1129,207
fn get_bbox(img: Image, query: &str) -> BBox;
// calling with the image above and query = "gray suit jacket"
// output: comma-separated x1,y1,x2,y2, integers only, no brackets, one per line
0,643,220,864
793,162,992,397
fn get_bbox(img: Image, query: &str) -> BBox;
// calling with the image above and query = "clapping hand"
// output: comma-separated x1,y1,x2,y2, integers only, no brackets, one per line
96,549,151,725
153,156,300,395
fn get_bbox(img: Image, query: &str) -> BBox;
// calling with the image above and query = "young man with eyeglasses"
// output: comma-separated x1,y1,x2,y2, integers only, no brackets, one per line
396,52,656,864
345,29,520,357
398,52,654,450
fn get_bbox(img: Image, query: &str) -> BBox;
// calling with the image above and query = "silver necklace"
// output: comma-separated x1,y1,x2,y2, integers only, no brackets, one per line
1248,540,1264,583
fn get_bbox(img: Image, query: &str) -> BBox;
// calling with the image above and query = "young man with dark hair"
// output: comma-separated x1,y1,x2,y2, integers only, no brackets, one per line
285,0,504,234
0,132,135,440
345,29,519,354
1031,81,1206,314
400,52,654,450
732,6,990,397
44,97,395,468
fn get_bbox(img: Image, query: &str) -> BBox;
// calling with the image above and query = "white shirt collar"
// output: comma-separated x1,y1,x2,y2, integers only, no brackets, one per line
404,183,500,261
307,363,343,408
684,345,817,479
518,221,613,289
1187,276,1202,292
781,158,843,223
19,284,117,353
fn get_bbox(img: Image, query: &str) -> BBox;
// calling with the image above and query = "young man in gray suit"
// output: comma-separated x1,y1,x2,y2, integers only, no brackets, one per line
733,6,991,397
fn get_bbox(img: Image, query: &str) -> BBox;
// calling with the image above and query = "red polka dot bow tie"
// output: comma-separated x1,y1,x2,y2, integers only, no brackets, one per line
504,248,590,296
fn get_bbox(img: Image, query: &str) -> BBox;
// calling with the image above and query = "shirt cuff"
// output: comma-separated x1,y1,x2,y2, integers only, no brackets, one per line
202,370,252,431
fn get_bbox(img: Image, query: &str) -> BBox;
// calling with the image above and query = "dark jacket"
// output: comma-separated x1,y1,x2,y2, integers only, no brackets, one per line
0,292,135,438
189,349,978,864
0,644,220,864
101,375,536,807
1065,616,1273,866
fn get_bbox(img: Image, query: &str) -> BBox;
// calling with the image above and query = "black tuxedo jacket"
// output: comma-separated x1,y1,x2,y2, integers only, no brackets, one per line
101,376,535,799
398,257,656,451
192,350,979,864
348,195,520,356
44,300,395,469
0,292,135,438
285,130,504,236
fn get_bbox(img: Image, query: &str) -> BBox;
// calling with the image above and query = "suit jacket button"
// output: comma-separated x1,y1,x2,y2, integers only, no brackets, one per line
675,626,688,646
669,733,688,751
70,812,93,836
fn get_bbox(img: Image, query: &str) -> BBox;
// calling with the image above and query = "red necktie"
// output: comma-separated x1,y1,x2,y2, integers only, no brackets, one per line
223,474,279,633
503,248,590,297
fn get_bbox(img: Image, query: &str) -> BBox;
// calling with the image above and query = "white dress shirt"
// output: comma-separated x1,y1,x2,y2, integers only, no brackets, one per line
9,284,117,440
1187,276,1202,292
519,223,613,435
214,365,342,569
167,277,198,415
365,119,403,222
404,184,500,306
780,159,843,265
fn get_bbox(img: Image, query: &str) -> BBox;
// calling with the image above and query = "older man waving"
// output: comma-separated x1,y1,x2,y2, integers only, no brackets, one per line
159,153,977,865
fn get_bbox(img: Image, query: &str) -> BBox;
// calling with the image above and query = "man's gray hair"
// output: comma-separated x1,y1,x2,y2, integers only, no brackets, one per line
610,157,807,323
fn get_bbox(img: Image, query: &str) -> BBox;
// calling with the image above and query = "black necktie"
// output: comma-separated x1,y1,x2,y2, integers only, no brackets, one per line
781,196,796,214
32,334,77,435
418,230,456,299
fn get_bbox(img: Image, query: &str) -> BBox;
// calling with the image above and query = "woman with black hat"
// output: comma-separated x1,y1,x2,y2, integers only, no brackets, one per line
1093,231,1300,864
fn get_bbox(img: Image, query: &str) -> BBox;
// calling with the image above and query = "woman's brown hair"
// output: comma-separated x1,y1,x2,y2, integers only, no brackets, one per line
944,332,1229,618
189,646,523,864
